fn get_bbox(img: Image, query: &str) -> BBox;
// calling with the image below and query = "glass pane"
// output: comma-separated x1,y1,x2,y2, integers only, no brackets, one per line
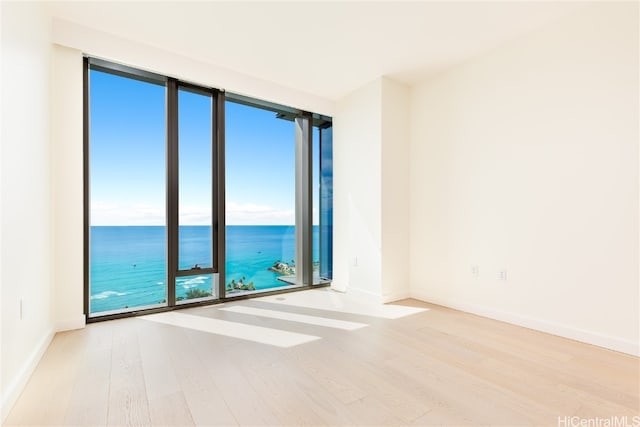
225,100,297,296
312,126,320,282
319,125,333,280
176,273,218,303
89,69,167,315
178,88,213,271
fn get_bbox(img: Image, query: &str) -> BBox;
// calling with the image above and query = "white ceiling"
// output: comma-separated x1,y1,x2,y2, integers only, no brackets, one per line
47,1,588,100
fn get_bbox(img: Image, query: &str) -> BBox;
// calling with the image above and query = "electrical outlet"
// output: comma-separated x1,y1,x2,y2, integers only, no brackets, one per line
19,298,23,320
499,270,507,281
353,256,358,267
471,265,479,278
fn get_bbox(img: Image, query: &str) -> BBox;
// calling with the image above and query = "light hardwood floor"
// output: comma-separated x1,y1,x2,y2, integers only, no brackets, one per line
4,289,639,426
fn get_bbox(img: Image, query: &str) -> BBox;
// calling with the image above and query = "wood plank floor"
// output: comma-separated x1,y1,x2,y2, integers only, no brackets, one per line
5,289,639,426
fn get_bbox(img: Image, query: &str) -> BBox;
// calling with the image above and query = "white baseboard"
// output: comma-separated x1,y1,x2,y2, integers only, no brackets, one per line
381,289,412,303
411,291,640,357
55,315,86,332
338,286,411,305
1,327,55,423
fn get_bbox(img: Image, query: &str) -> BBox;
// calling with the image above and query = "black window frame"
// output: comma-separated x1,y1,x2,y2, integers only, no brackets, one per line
83,57,331,322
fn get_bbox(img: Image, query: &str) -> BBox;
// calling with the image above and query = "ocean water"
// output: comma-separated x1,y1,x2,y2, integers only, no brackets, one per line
89,225,318,314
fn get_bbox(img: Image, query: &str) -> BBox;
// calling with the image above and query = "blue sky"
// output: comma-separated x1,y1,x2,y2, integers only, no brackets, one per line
90,69,319,226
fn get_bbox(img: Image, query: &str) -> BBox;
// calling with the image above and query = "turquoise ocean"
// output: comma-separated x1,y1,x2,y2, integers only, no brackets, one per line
90,225,318,314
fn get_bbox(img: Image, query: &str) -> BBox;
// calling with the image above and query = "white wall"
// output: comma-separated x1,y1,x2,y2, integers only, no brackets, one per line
1,1,56,419
51,44,84,332
333,77,411,301
51,19,334,117
333,79,383,297
0,0,4,418
381,78,410,302
409,2,639,355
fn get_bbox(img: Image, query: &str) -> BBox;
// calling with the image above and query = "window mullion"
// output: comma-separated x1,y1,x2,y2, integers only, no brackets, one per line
167,78,179,307
216,92,226,298
295,114,313,285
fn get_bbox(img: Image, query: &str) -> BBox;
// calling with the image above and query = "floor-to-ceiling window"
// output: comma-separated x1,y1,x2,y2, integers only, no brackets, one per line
85,58,332,319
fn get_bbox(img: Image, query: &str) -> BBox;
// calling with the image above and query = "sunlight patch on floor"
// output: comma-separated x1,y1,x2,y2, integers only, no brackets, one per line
141,311,319,348
220,305,369,330
256,289,429,319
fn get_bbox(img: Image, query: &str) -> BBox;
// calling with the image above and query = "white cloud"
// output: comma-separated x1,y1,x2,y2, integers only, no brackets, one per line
91,200,294,225
226,201,294,225
91,201,165,226
179,205,212,225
